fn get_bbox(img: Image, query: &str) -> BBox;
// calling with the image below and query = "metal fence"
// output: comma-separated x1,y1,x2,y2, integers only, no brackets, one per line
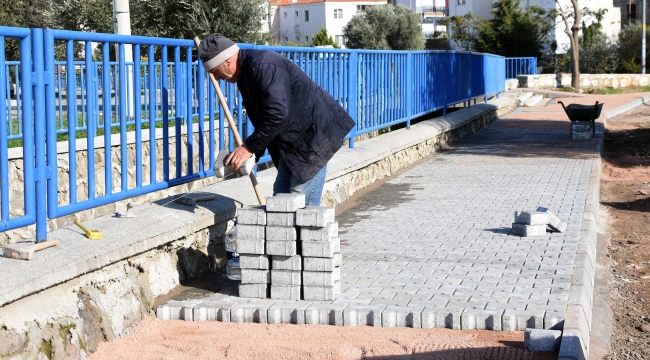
0,26,505,241
505,57,537,79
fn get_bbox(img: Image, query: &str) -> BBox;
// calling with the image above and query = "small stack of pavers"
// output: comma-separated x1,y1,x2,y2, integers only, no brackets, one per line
235,193,341,301
512,207,568,237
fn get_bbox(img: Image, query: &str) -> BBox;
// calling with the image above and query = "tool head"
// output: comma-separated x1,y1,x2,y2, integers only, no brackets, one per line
214,150,255,178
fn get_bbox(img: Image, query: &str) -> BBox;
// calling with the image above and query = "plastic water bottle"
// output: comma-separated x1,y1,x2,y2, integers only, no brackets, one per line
226,226,241,281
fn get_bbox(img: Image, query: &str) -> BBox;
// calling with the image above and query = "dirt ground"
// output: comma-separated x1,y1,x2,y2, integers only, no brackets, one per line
600,105,650,360
90,317,558,360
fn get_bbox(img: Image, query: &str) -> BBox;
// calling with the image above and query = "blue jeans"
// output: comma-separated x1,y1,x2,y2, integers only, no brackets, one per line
273,158,327,206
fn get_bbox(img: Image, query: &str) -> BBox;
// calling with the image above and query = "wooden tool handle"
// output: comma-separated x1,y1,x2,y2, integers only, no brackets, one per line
193,36,266,206
33,240,58,251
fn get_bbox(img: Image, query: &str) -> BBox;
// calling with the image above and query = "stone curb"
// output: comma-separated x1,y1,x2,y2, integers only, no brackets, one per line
558,96,643,360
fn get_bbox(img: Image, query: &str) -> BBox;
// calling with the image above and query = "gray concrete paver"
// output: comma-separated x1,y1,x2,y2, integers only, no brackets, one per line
160,125,596,330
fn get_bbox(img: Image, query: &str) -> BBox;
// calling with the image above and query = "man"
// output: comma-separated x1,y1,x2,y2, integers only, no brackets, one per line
199,34,355,206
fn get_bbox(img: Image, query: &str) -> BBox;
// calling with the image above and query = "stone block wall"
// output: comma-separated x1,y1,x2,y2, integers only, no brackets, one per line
518,73,650,89
0,221,228,360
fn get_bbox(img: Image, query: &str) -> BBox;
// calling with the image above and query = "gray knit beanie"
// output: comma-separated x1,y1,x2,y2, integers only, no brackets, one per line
199,34,240,71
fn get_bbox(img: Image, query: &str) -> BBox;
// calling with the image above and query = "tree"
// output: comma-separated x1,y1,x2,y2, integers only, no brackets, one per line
617,22,650,73
555,0,581,88
578,8,616,74
0,0,51,60
130,0,271,45
311,27,339,48
448,13,478,51
472,0,554,58
343,5,424,50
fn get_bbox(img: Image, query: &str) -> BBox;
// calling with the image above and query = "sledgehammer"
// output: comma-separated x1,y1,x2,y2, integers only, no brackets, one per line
194,36,265,206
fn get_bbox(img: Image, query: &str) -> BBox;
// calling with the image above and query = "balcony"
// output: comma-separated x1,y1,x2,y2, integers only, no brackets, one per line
417,6,449,17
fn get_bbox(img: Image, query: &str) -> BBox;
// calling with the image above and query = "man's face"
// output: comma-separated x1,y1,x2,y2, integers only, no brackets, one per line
209,57,240,83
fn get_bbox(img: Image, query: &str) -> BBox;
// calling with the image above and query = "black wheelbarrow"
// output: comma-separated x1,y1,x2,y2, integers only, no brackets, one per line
558,101,603,138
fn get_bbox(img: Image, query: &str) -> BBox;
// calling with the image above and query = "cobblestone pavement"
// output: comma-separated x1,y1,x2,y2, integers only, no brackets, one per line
158,121,599,331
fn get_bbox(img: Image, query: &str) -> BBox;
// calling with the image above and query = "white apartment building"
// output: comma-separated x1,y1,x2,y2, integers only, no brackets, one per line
390,0,448,36
448,0,621,52
271,0,388,48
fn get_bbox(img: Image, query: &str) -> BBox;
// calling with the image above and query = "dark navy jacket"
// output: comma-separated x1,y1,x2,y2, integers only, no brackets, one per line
237,49,355,182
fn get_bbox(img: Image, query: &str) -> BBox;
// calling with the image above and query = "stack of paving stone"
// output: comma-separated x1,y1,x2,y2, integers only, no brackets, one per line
297,205,340,301
235,193,341,301
512,208,568,237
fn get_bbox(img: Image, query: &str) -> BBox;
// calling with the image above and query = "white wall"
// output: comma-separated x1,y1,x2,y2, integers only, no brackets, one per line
277,1,386,48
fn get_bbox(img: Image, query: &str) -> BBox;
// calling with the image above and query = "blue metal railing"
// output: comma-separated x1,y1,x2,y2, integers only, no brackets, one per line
505,57,537,79
0,26,505,242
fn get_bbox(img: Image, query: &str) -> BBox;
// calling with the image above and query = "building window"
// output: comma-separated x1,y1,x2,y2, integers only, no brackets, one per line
305,36,309,42
283,12,287,18
334,9,343,18
295,11,299,17
305,10,309,21
284,37,288,41
296,36,300,42
628,2,637,19
335,35,345,46
458,0,466,4
357,5,368,13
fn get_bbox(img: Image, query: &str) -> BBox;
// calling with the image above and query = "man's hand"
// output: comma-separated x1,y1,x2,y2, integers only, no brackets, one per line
225,144,254,171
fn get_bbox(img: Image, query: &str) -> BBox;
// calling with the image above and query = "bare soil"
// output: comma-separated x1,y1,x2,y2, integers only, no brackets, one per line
600,105,650,360
90,317,559,360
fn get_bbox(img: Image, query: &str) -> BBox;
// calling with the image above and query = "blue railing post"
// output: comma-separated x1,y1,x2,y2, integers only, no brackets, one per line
32,28,47,242
406,52,413,129
347,50,357,148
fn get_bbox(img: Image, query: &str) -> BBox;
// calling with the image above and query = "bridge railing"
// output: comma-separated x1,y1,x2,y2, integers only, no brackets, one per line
505,57,537,79
0,26,505,241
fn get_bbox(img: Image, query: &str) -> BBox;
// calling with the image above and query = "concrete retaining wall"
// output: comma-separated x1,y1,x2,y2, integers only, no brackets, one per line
518,73,650,89
0,96,517,360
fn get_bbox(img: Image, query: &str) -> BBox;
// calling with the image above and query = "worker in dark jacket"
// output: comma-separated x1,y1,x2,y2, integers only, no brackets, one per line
199,34,355,206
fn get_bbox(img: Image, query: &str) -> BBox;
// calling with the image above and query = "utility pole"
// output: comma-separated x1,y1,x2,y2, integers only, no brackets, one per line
643,0,647,74
113,0,134,117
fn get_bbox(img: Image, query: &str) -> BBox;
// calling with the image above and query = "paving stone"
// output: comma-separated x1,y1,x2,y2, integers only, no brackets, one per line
344,305,385,327
421,307,463,329
237,224,266,240
303,282,341,301
217,298,241,323
301,238,340,257
231,303,273,323
502,309,545,331
270,285,301,300
514,211,550,226
461,309,503,331
238,284,269,299
301,222,339,242
303,268,341,286
524,329,562,352
271,255,302,271
237,205,266,225
267,301,311,324
296,206,335,227
544,311,565,330
512,223,547,237
381,306,424,328
193,303,221,321
239,254,270,269
236,239,265,255
303,253,342,271
240,269,270,284
271,270,302,286
537,207,568,233
266,226,298,241
265,240,298,256
305,303,347,325
266,193,305,212
266,212,296,226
